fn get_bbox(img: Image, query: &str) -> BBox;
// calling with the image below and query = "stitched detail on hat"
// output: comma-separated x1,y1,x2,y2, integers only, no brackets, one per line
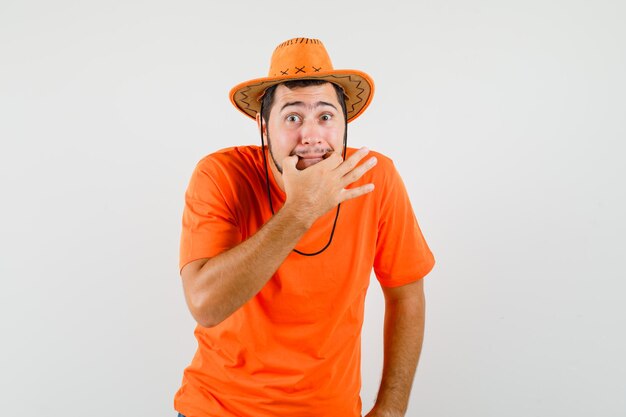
236,73,370,119
295,66,305,74
238,88,254,117
327,74,367,116
313,66,321,72
276,38,320,48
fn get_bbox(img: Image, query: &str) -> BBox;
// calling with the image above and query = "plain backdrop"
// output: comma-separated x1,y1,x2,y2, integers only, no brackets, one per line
1,1,625,416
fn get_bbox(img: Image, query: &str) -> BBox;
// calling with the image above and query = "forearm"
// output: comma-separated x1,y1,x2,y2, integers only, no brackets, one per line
183,148,376,328
185,204,311,327
370,293,426,416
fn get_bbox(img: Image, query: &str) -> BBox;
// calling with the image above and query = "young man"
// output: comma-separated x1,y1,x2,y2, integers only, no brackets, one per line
175,37,435,417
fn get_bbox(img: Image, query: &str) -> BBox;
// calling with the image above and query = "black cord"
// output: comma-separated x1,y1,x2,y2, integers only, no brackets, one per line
259,100,347,256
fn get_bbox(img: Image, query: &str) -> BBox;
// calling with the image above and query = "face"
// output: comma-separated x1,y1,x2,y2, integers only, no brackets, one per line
261,83,346,176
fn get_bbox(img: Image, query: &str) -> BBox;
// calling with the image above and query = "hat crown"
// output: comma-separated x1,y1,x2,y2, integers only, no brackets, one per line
230,37,374,123
268,38,334,77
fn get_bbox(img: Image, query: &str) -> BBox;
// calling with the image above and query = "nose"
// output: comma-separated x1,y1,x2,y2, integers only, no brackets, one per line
300,119,323,145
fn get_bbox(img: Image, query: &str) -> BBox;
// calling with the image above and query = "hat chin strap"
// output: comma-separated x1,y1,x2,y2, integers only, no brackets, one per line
259,101,347,257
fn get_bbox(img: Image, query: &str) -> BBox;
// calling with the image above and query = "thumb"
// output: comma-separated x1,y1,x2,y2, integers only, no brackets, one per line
282,155,298,173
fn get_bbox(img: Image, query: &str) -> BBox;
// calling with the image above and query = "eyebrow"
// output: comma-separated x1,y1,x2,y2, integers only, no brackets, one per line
280,101,338,112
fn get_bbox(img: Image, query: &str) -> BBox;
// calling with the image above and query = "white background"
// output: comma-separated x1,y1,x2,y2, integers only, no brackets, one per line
1,1,625,416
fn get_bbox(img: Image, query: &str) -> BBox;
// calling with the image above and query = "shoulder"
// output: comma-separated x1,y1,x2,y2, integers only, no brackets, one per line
195,146,262,172
187,146,263,201
345,148,412,204
185,146,263,195
189,146,264,186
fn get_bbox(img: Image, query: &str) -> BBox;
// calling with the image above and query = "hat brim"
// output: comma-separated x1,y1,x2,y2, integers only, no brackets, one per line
229,69,375,123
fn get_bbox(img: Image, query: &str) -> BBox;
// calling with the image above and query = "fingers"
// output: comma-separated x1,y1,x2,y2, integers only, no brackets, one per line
281,155,298,173
335,147,371,177
342,155,377,187
317,151,343,169
338,183,375,204
282,147,377,212
336,148,377,203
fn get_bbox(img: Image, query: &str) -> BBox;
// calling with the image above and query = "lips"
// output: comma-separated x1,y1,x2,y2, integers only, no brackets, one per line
295,154,325,170
293,149,333,170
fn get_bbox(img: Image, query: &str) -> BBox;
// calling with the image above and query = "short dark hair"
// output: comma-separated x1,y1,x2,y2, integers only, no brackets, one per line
260,79,347,124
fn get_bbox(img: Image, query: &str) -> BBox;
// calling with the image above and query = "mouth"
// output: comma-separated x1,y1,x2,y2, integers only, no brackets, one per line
295,152,331,170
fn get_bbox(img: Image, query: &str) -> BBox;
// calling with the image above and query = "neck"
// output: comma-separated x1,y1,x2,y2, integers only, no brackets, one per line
268,156,285,193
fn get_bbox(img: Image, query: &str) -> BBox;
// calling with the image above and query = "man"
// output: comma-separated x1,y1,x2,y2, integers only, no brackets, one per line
175,37,435,417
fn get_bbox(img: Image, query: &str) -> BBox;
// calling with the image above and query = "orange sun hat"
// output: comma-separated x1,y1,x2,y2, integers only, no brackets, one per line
229,37,375,123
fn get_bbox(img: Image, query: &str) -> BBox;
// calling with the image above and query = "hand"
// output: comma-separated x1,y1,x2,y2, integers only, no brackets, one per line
364,407,404,417
281,147,377,227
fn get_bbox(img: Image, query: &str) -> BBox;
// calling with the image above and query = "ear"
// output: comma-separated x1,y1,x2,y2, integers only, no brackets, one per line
255,113,267,138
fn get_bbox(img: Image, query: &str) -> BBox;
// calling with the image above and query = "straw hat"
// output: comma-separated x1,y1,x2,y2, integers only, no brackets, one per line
229,37,375,123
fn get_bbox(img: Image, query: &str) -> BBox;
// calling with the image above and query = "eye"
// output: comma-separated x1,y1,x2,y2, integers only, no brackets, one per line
286,114,301,123
320,113,332,121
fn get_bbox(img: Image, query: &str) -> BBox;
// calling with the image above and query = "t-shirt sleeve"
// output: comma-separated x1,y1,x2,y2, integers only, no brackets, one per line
373,160,435,287
179,157,242,272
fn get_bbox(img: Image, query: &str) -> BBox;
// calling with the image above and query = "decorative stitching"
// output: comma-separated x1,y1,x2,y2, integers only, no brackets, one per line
327,75,367,117
238,88,252,116
276,38,320,49
294,66,306,74
236,73,370,119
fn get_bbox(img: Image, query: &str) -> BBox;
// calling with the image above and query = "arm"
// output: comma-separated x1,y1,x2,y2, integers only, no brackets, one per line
366,278,426,417
181,148,377,328
181,206,310,328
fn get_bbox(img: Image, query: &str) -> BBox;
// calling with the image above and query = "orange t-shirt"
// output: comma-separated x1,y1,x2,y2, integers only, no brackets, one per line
175,146,435,417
